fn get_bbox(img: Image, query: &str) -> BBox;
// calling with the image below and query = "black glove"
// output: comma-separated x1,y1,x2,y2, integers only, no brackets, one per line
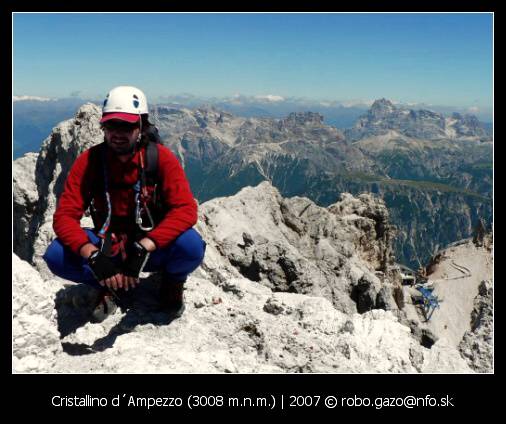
123,241,150,278
87,250,120,282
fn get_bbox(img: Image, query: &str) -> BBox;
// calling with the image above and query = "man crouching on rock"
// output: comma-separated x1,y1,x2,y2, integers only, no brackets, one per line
43,86,206,323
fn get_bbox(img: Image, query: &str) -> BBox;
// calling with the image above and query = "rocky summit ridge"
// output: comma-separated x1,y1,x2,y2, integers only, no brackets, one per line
13,181,479,373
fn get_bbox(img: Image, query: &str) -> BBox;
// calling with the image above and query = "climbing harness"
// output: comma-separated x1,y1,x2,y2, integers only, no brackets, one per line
95,141,160,252
92,109,163,257
134,145,155,232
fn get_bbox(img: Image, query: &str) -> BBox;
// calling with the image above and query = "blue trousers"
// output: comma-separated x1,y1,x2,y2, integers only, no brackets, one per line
43,228,206,290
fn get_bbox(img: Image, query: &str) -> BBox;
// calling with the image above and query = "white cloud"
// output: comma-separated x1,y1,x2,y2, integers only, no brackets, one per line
13,95,56,102
467,106,480,113
254,94,285,103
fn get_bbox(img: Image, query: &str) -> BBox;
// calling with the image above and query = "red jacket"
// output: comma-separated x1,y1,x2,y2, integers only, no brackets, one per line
53,143,198,254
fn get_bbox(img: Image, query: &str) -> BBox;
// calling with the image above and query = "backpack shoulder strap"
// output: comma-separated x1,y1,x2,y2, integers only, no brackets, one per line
144,141,159,186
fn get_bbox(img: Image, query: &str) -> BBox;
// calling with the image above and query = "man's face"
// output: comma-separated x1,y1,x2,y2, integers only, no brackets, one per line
102,120,141,155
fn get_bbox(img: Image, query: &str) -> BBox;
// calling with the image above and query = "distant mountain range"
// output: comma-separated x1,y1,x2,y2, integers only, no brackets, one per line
12,96,493,268
13,95,492,159
147,99,492,268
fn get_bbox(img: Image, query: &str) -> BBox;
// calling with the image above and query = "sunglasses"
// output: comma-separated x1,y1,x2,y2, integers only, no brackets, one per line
102,121,140,132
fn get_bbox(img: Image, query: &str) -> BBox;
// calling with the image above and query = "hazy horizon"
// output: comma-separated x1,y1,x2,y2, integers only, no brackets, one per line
12,92,493,122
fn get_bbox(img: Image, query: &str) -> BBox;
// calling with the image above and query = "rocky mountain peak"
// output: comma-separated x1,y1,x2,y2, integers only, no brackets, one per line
347,99,490,142
13,102,104,271
193,105,235,128
369,98,396,117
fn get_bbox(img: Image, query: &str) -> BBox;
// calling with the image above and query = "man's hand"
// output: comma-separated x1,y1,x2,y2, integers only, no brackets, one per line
103,273,126,291
121,238,155,290
138,237,156,252
86,250,124,290
122,275,139,291
123,241,151,281
80,242,99,259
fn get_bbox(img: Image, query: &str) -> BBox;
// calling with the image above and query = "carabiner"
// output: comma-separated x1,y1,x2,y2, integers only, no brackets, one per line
138,205,155,232
135,191,154,231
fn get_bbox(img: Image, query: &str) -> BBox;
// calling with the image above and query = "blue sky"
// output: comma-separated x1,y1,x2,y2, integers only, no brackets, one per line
13,13,493,108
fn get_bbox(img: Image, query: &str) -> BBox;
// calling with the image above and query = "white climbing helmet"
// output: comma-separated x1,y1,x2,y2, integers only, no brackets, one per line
100,86,148,123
